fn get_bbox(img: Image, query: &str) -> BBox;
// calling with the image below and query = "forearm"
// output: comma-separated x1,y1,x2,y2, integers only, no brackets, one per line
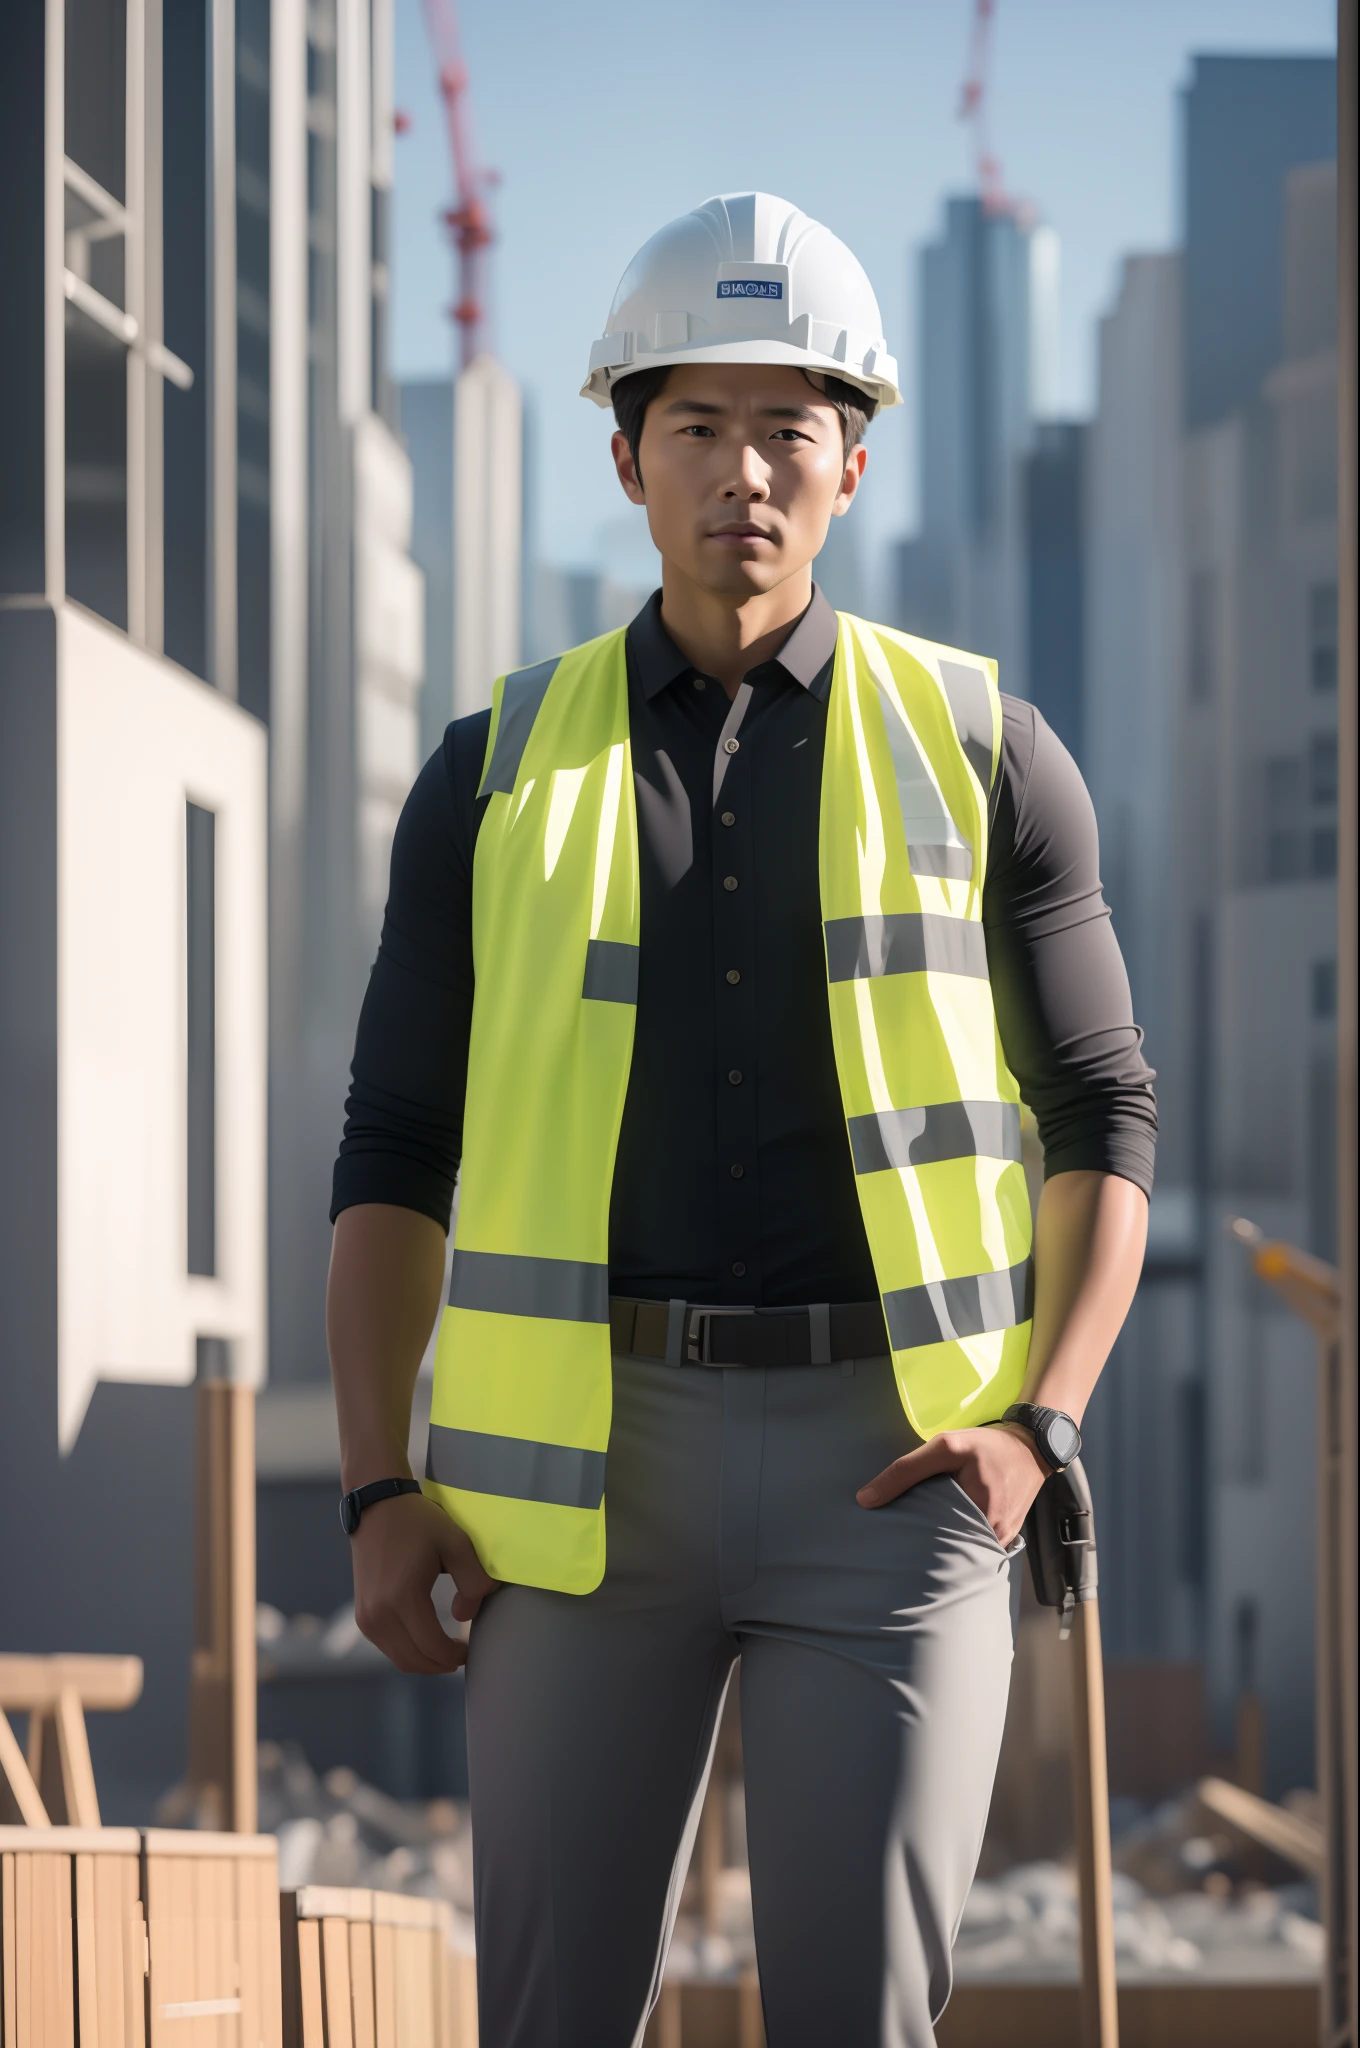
1021,1169,1148,1423
326,1202,448,1490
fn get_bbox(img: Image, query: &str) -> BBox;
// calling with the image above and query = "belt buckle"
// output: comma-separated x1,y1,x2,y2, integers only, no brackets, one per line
686,1305,755,1366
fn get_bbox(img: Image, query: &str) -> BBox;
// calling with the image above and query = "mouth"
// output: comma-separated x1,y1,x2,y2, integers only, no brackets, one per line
707,523,777,546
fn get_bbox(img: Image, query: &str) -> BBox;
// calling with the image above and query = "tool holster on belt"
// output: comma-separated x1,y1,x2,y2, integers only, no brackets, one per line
1024,1456,1098,1639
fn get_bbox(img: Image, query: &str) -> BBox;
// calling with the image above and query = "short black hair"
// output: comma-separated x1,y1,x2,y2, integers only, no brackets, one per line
611,366,876,482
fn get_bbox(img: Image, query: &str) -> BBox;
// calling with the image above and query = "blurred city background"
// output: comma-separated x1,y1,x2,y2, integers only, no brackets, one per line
0,0,1351,2036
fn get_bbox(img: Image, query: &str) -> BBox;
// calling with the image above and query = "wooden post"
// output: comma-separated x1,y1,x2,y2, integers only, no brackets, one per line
1230,1227,1352,2045
1070,1598,1119,2048
186,1366,258,1833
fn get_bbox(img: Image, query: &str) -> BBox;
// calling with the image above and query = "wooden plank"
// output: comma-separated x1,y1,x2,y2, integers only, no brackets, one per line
1196,1776,1324,1875
73,1854,100,2048
294,1920,325,2048
0,1831,140,1855
43,1851,76,2048
242,1841,284,2048
0,1659,144,1715
14,1854,32,2048
3,1850,18,2048
371,1922,396,2048
141,1831,277,1860
320,1920,355,2048
449,1949,477,2048
347,1923,376,2048
53,1691,100,1831
128,1886,148,2048
0,1715,48,1830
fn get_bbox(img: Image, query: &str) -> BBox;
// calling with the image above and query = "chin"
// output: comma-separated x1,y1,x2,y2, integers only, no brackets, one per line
695,556,785,601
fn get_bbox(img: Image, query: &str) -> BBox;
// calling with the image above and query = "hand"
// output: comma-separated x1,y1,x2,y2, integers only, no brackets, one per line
856,1422,1050,1551
350,1491,499,1674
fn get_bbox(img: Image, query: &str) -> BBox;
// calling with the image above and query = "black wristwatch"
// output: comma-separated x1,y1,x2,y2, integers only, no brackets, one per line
998,1403,1082,1473
339,1476,422,1536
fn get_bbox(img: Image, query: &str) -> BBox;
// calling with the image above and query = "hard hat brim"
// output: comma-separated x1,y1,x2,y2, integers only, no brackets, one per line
580,337,902,414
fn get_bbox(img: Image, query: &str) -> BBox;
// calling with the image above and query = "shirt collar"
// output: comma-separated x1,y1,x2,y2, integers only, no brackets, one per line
626,583,839,702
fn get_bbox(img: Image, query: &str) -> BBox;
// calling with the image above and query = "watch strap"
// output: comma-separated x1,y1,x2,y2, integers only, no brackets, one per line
1000,1402,1082,1470
339,1475,421,1535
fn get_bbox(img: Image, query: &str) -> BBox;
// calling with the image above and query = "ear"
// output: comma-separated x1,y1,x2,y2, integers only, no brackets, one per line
611,429,646,507
831,443,868,518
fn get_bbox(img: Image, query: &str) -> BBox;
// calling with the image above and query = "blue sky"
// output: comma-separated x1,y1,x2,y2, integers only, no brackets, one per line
391,0,1335,595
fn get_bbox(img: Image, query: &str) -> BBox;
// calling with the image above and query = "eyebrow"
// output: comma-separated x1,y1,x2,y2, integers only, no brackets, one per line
660,400,821,422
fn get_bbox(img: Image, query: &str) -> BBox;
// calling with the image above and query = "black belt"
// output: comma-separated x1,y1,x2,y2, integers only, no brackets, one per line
609,1295,889,1368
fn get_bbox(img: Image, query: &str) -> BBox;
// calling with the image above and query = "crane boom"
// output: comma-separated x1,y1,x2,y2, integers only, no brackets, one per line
420,0,496,367
958,0,1008,216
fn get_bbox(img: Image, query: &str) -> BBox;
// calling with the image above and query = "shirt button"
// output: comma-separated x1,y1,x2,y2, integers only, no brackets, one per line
725,968,741,985
693,677,707,690
723,737,740,755
728,1069,743,1085
722,875,739,892
732,1261,747,1278
730,1163,744,1179
721,811,736,827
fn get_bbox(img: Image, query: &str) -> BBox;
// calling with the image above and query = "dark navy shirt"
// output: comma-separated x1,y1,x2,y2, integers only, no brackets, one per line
332,588,1156,1306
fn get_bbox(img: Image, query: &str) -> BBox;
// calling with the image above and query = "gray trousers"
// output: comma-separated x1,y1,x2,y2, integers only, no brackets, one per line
463,1351,1019,2048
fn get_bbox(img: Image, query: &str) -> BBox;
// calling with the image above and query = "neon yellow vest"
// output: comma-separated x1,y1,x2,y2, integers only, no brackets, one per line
424,615,1033,1593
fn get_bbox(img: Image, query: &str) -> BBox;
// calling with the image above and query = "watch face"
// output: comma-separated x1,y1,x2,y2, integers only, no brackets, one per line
1044,1414,1082,1467
339,1493,360,1536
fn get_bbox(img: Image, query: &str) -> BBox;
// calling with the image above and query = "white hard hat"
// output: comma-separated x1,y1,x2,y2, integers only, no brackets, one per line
580,192,901,413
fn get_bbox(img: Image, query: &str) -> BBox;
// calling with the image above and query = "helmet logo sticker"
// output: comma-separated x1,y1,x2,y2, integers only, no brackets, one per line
716,279,783,300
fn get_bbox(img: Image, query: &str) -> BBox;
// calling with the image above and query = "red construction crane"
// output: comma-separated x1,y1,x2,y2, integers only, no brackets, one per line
420,0,497,368
958,0,1022,219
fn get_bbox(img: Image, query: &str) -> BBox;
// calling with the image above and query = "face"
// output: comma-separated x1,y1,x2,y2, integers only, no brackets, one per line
611,364,867,599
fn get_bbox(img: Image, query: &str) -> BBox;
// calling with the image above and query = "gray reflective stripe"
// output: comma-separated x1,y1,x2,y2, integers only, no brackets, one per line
937,659,995,793
582,938,639,1004
449,1249,609,1323
426,1424,606,1511
478,658,560,797
884,1258,1033,1351
823,912,988,983
848,1101,1022,1175
870,671,972,878
906,841,974,880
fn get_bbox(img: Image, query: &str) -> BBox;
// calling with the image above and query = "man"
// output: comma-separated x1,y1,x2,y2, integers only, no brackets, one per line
328,193,1155,2046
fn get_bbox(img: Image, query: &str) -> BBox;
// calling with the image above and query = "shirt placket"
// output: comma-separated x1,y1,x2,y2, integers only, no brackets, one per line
711,684,761,1300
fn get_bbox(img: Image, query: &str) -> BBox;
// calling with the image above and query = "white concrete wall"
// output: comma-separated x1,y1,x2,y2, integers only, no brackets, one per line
56,603,268,1447
354,409,425,932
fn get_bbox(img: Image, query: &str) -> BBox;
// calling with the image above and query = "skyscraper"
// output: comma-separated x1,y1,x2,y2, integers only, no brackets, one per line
896,196,1057,695
267,0,424,1391
1182,54,1338,433
1179,153,1339,1791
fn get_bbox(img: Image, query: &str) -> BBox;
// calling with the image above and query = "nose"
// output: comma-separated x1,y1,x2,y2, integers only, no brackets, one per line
720,440,771,503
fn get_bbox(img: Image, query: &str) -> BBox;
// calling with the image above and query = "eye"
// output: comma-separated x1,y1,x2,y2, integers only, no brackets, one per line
681,424,716,437
770,428,812,443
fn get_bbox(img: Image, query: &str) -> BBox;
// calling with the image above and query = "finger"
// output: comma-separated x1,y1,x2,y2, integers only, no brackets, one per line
361,1608,453,1676
396,1587,471,1673
432,1521,500,1605
857,1433,962,1507
448,1586,488,1624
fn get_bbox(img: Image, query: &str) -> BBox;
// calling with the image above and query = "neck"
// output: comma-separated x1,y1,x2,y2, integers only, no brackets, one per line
657,562,814,699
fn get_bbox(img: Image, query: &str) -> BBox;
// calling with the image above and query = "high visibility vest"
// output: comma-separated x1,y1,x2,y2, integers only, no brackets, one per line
423,615,1033,1594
